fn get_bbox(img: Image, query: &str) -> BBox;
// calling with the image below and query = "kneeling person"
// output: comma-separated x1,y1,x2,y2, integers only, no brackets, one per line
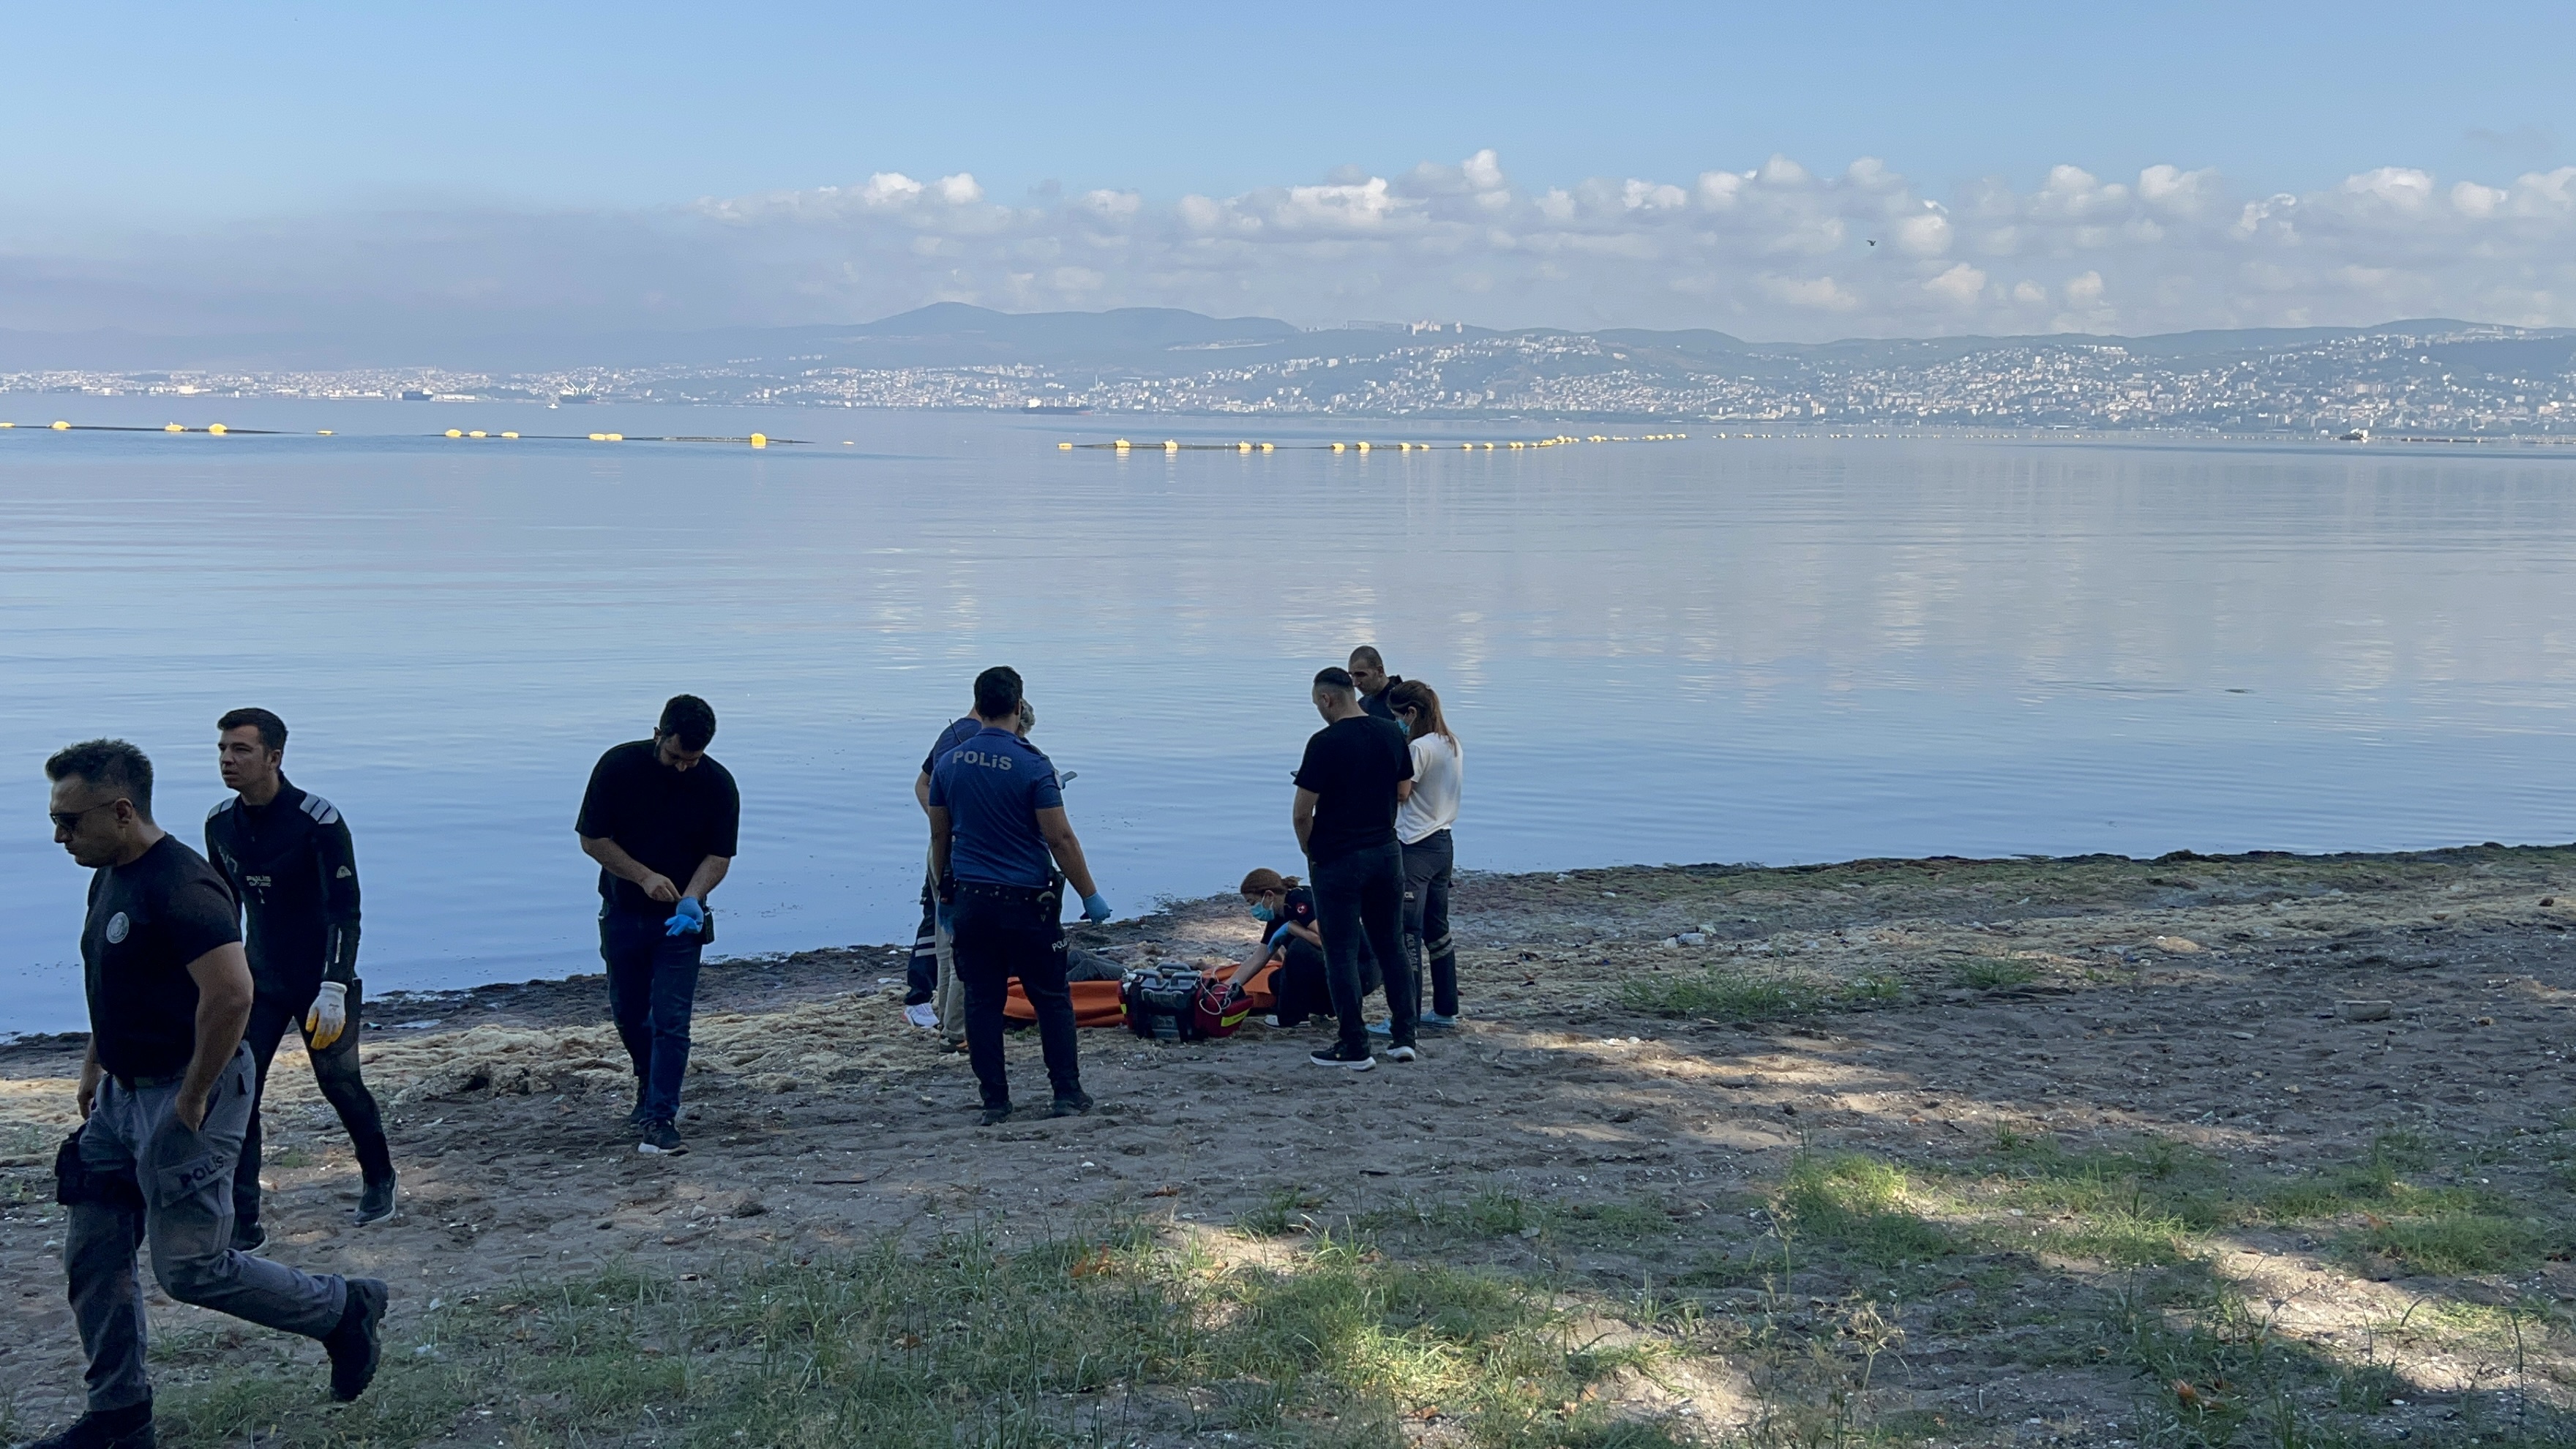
206,708,395,1246
926,667,1111,1126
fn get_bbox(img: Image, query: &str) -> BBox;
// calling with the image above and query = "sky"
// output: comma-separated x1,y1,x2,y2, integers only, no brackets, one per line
3,0,2573,345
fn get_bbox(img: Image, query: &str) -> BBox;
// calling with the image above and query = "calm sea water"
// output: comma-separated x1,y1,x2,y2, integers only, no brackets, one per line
6,402,2574,1033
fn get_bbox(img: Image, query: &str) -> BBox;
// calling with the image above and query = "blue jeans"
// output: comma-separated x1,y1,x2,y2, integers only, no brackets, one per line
601,908,703,1123
1311,842,1414,1055
68,1045,350,1412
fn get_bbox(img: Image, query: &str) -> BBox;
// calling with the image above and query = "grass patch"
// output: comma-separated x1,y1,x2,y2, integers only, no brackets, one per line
153,1223,1694,1449
1773,1153,1959,1268
1952,956,2038,989
1617,968,1901,1021
2343,1212,2547,1275
1355,1190,1678,1250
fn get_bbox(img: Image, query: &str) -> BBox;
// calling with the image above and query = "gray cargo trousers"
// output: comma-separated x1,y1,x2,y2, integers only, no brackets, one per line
67,1043,351,1412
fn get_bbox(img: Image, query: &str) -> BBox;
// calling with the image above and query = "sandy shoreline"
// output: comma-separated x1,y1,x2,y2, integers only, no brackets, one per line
3,845,2572,1444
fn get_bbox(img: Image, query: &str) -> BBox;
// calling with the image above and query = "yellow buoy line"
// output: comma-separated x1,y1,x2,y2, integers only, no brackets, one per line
1062,433,1690,454
1,422,797,448
1,421,288,435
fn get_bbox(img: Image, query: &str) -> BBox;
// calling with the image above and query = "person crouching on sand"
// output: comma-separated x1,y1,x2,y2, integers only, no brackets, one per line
1228,869,1330,1028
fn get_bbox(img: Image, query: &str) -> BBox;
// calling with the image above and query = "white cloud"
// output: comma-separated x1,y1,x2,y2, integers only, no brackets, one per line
1895,211,1951,255
1925,262,1985,304
13,149,2576,343
860,172,925,207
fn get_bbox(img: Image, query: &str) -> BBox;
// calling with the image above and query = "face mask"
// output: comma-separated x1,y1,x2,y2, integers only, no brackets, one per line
1249,902,1276,923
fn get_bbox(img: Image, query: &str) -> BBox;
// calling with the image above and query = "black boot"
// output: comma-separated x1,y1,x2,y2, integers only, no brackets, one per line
19,1401,154,1449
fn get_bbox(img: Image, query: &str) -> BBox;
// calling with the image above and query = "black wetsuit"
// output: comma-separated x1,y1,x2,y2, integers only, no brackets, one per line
205,780,392,1228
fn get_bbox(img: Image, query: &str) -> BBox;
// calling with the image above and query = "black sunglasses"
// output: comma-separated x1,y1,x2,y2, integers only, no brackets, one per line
49,799,124,831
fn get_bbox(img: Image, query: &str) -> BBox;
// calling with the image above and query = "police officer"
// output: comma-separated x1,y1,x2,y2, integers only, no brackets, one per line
577,694,738,1156
204,708,395,1248
926,667,1111,1125
37,740,385,1449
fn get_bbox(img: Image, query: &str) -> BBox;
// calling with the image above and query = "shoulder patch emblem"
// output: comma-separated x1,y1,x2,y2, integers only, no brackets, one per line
336,866,353,878
300,795,341,825
104,912,130,945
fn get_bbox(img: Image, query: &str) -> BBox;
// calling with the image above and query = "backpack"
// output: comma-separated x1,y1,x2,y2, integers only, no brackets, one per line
1120,967,1200,1040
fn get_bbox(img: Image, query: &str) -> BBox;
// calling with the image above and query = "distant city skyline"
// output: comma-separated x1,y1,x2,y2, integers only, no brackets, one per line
1,2,2570,342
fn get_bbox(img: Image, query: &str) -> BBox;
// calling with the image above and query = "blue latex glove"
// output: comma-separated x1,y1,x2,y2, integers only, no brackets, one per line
664,896,705,938
935,902,954,935
1081,891,1112,924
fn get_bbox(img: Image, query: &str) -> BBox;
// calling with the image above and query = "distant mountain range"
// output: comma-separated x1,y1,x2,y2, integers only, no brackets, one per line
6,304,2575,432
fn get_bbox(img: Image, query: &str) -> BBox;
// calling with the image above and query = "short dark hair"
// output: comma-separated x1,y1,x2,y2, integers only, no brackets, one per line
1314,667,1356,695
658,694,717,752
1348,645,1385,670
45,738,155,820
974,666,1025,720
217,707,288,752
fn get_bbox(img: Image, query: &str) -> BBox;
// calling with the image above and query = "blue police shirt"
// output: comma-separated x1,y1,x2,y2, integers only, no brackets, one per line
927,725,1065,888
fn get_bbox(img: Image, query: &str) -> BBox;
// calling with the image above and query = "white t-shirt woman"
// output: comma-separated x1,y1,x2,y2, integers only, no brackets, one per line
1396,731,1461,845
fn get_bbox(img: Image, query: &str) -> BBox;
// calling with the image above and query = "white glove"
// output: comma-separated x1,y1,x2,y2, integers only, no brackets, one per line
306,981,350,1050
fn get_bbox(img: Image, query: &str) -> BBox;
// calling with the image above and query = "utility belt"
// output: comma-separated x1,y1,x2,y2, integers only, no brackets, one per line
111,1071,186,1093
948,872,1066,926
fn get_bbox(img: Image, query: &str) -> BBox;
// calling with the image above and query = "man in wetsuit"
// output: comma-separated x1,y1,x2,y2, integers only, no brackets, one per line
204,708,395,1251
926,667,1111,1125
34,738,384,1449
577,694,738,1156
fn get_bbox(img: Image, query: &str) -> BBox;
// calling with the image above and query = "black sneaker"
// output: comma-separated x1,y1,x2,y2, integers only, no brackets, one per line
637,1120,686,1156
20,1405,155,1449
229,1218,267,1255
1049,1090,1094,1118
1308,1043,1376,1071
1385,1044,1420,1063
324,1278,388,1402
353,1173,399,1226
977,1104,1013,1126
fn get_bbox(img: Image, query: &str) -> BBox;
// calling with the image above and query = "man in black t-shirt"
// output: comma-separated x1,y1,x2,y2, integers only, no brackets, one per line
37,739,386,1449
577,694,740,1157
205,708,395,1248
1293,668,1418,1068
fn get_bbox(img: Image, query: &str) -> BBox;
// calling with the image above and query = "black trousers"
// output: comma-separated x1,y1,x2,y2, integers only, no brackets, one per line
951,884,1082,1109
1402,829,1459,1018
232,978,393,1227
1311,842,1414,1054
1270,936,1331,1025
906,875,940,1005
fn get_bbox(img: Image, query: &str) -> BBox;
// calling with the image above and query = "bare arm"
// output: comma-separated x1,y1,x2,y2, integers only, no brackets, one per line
914,771,933,812
681,855,730,902
1230,935,1284,988
176,942,255,1130
1035,807,1099,899
1397,780,1416,803
580,834,679,904
1292,787,1319,855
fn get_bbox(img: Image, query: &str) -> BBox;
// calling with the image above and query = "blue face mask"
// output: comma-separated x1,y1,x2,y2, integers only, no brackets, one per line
1249,901,1276,923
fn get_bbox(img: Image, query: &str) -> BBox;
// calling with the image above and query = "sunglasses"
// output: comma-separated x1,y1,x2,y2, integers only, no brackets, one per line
48,799,124,831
